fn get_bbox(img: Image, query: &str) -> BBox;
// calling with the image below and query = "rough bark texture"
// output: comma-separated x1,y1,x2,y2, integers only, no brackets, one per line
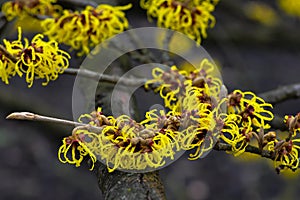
94,162,166,200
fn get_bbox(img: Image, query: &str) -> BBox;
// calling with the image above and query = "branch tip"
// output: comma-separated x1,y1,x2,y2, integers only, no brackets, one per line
6,112,35,120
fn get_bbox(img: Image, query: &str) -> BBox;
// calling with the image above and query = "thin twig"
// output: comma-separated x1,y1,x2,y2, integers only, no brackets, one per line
64,68,147,86
259,83,300,104
0,44,17,62
6,112,102,133
214,142,275,160
57,0,98,8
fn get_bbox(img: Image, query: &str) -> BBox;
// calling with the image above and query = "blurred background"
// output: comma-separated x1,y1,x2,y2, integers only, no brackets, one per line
0,0,299,199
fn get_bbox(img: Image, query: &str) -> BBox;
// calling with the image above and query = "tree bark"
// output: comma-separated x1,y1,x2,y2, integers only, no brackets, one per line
94,162,166,200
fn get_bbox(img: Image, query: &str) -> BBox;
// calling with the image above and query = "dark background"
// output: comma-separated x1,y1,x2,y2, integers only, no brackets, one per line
1,0,300,199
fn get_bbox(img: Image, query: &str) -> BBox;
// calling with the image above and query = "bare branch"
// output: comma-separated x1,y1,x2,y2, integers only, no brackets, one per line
259,83,300,104
214,142,275,160
0,44,18,63
64,68,147,86
6,112,102,133
57,0,98,8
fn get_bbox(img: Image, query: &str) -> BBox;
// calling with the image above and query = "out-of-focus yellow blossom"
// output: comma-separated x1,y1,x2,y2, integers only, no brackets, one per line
245,2,279,26
0,53,16,84
2,0,62,31
140,0,218,44
2,0,62,21
278,0,300,17
41,4,132,56
2,27,70,87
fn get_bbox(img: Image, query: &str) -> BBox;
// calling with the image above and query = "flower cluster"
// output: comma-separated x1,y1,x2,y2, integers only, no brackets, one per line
0,27,70,87
59,108,182,172
264,113,300,173
2,0,62,21
41,4,132,56
56,56,300,173
277,0,300,17
140,0,219,44
269,137,300,173
145,59,222,110
58,59,225,171
266,113,300,172
144,65,190,110
219,90,274,156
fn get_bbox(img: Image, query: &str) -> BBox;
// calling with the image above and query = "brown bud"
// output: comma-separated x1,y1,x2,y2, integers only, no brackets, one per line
130,137,142,146
192,76,205,88
263,131,277,142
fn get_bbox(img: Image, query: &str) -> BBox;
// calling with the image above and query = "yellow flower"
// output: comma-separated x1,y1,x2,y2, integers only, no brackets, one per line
221,90,274,156
188,58,222,98
269,139,300,173
3,27,70,87
145,59,221,111
2,0,62,21
180,116,215,160
227,90,274,129
61,108,184,172
0,53,16,84
41,4,132,56
218,113,253,156
265,121,300,173
145,65,191,110
2,0,62,31
182,84,213,111
140,0,218,44
58,129,98,170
